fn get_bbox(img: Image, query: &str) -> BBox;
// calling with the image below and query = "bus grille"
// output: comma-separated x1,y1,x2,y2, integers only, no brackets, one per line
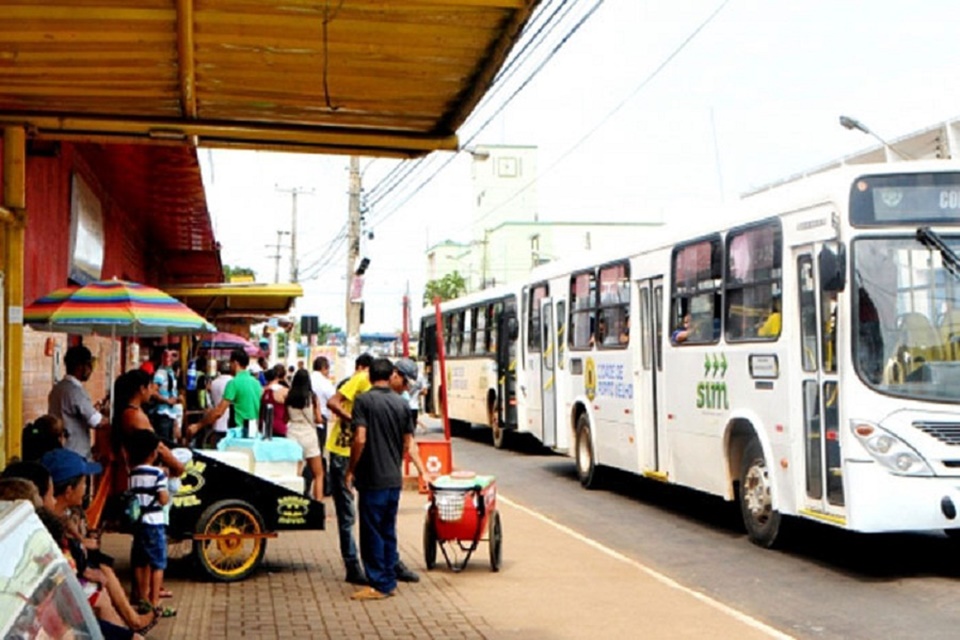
914,421,960,445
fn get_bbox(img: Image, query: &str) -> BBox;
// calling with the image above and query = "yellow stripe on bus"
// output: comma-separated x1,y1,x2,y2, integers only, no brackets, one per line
543,375,554,391
797,508,847,526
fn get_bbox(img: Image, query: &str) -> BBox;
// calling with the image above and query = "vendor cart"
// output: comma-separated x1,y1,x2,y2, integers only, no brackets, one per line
423,472,502,572
168,444,325,582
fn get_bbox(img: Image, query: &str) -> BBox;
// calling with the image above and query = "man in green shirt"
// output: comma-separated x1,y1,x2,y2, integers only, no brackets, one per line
186,349,262,440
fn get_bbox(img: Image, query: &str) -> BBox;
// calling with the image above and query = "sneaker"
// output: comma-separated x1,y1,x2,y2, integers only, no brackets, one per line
395,560,420,583
345,562,368,586
350,586,393,601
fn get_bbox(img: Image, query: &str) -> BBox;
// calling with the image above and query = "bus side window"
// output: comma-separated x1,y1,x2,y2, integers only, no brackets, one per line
725,220,782,342
671,235,722,345
570,271,596,349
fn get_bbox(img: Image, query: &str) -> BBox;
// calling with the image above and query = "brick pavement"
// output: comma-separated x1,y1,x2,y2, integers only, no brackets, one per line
103,494,498,640
102,479,790,640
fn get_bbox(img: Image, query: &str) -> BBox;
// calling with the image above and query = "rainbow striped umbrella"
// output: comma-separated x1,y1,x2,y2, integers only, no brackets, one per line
25,279,216,337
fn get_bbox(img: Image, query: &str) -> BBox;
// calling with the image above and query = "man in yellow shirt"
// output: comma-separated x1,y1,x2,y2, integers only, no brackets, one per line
327,353,422,586
327,353,373,585
757,300,782,338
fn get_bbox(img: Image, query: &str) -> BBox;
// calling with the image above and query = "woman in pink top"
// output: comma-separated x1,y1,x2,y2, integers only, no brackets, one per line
261,367,288,436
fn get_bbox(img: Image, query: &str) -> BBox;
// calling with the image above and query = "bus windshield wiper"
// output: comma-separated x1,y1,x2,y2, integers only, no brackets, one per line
917,226,960,280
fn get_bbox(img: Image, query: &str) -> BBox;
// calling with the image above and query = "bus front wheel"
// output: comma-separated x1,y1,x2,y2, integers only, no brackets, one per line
739,440,781,548
575,414,597,489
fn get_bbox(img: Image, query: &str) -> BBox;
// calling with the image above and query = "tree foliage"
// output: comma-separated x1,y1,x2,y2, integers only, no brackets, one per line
318,323,341,345
423,271,467,306
223,264,257,281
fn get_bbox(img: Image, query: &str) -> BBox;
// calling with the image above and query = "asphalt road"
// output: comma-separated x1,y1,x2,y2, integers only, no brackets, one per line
442,423,960,640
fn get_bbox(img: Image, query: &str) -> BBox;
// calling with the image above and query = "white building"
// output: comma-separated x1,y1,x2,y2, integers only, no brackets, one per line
428,144,662,292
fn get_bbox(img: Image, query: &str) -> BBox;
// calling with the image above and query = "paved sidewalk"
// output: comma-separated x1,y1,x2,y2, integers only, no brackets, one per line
102,444,790,639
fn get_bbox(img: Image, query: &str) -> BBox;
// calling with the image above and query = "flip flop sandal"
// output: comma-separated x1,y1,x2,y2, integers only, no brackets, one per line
155,605,178,618
136,600,154,615
134,609,159,635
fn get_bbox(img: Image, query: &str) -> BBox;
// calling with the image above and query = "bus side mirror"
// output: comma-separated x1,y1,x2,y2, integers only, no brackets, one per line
819,243,847,292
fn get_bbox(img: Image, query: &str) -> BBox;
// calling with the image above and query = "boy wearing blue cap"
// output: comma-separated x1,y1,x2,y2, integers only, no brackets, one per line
42,447,102,510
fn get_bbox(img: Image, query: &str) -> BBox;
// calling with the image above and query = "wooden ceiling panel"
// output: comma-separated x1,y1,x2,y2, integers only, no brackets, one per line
0,0,539,157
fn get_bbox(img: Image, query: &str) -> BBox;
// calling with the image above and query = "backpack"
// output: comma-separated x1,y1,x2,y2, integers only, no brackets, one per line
120,489,143,525
119,482,160,527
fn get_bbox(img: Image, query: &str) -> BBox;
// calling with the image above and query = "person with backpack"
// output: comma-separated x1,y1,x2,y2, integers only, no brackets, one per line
126,429,175,618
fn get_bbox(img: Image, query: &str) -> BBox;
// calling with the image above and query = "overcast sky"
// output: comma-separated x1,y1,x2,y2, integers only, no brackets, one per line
200,0,960,334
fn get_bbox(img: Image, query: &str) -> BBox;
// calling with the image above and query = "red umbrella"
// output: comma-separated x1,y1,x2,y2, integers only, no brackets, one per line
199,331,261,356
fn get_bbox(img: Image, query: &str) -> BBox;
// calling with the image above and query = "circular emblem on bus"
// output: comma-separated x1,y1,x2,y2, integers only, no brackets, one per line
878,187,903,208
584,357,597,401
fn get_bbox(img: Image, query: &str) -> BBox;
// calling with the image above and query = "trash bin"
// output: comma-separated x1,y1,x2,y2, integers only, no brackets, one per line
408,438,452,493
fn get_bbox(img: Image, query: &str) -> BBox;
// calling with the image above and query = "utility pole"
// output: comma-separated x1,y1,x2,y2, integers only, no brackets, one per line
345,156,363,362
276,186,313,283
267,230,290,284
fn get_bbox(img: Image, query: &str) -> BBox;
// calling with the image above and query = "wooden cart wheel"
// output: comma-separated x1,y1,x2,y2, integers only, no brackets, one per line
193,499,267,582
488,509,502,572
423,513,438,570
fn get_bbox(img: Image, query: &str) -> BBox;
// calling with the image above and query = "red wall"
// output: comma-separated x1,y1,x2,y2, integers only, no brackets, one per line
20,142,153,424
24,143,149,303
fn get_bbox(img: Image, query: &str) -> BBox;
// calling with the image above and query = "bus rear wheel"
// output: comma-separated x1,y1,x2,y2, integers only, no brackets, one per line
739,440,782,548
575,414,597,489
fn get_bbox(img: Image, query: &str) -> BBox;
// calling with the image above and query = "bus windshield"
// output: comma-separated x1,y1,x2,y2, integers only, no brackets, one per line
854,234,960,401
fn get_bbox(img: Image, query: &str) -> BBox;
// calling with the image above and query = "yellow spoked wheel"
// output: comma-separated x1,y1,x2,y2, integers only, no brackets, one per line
193,499,267,582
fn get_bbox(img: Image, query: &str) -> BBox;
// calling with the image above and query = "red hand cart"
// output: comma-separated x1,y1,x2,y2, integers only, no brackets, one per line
423,471,502,572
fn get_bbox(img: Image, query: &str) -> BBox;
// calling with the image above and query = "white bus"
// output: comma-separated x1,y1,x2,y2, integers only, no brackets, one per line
520,161,960,546
419,285,522,448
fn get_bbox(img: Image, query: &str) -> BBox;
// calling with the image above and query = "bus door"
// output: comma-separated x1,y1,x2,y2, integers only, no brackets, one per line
636,277,666,476
540,297,558,447
796,246,846,522
496,306,518,431
421,320,438,415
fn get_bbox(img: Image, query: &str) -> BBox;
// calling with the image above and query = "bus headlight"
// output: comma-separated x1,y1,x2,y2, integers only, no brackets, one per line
850,420,933,476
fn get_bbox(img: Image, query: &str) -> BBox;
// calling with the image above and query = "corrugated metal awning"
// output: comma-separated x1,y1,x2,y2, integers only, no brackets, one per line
166,282,303,319
0,0,540,158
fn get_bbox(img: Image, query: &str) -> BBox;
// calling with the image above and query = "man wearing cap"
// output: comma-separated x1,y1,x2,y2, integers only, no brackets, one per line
48,345,109,461
345,357,421,600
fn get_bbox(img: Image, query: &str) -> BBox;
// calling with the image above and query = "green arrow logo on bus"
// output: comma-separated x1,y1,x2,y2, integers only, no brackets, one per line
703,353,728,378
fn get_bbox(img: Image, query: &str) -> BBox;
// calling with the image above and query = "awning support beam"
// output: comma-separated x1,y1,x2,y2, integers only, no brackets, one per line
0,113,459,158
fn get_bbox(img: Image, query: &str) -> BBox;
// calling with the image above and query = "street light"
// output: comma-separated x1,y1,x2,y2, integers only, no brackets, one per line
839,114,911,160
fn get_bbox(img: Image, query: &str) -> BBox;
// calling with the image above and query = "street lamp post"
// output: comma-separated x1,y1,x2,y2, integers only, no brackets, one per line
839,115,910,161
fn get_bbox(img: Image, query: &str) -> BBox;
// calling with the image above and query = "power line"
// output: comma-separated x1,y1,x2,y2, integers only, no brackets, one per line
364,0,569,205
374,0,731,234
366,0,606,228
469,0,732,230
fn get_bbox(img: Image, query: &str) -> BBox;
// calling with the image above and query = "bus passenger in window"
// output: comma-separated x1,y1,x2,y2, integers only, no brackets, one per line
619,316,630,344
590,317,607,347
757,299,782,338
671,314,692,344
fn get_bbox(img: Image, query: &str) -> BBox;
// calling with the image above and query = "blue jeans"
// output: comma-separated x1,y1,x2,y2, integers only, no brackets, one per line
329,453,359,565
358,487,401,595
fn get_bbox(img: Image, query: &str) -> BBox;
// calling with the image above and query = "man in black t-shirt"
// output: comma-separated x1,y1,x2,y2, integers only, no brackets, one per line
346,357,416,600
